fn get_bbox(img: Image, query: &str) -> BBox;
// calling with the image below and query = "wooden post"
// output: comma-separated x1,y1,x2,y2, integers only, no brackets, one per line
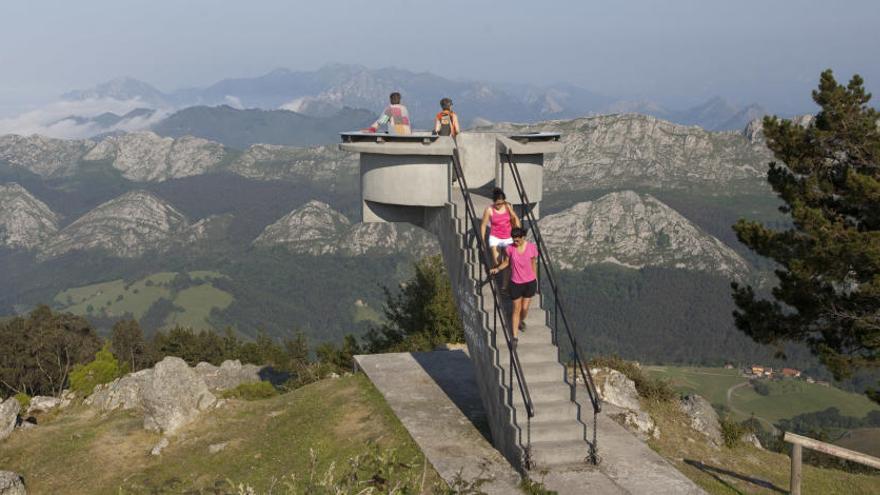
790,443,802,495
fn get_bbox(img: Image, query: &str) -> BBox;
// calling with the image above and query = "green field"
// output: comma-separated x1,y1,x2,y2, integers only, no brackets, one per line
836,428,880,458
54,271,234,331
645,366,880,426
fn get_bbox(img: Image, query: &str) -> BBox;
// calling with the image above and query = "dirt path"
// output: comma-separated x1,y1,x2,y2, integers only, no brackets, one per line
726,381,778,433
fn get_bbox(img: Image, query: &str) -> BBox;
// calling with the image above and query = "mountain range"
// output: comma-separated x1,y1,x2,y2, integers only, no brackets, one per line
56,64,766,134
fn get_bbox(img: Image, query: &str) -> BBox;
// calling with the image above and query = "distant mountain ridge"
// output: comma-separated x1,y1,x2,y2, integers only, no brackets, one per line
62,64,764,131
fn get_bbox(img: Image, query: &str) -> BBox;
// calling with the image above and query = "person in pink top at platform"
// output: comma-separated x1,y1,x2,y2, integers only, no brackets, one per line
479,187,521,267
489,227,538,346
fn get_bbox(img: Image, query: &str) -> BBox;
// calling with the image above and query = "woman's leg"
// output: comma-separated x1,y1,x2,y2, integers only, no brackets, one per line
519,296,532,330
511,297,523,341
491,245,500,267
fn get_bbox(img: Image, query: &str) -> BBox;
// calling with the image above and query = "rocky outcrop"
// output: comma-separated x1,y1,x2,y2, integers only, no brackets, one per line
142,357,216,434
254,200,437,257
539,191,749,277
25,396,61,415
83,131,226,182
0,471,26,495
0,183,59,250
0,397,20,441
486,114,773,193
40,191,188,259
591,367,659,440
679,394,722,446
229,144,357,184
0,134,93,177
194,360,262,391
85,368,153,412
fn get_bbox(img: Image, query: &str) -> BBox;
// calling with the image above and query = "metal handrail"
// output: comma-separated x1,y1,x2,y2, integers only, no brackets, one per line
450,148,535,467
504,152,602,463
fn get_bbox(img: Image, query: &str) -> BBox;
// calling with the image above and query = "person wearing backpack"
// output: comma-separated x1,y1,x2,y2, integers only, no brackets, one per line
365,92,412,135
433,97,460,137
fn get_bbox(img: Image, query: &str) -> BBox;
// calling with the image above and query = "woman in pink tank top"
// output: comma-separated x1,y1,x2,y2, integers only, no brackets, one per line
489,227,537,345
480,188,521,267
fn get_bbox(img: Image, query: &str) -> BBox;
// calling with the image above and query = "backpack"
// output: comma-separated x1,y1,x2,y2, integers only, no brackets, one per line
437,110,455,136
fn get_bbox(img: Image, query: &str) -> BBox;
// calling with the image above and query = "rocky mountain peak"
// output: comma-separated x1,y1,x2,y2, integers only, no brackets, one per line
538,190,749,277
40,190,188,259
0,134,94,177
254,201,437,257
0,183,59,250
83,131,226,182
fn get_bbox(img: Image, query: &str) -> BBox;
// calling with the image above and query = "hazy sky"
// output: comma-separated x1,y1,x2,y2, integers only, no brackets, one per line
1,0,878,115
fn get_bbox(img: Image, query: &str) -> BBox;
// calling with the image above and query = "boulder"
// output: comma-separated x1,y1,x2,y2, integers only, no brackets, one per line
0,398,20,441
142,357,216,434
590,367,641,411
679,394,722,446
150,437,169,456
0,471,26,495
85,368,153,411
743,432,763,450
26,396,61,415
194,360,262,391
58,390,75,409
620,409,659,441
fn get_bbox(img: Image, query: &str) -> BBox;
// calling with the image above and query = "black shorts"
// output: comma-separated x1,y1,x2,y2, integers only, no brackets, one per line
509,280,537,300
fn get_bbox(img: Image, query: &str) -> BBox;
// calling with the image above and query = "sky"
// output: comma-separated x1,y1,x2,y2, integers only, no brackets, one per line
1,0,878,116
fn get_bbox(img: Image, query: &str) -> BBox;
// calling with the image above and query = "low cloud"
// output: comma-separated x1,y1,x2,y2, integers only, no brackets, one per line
0,98,170,139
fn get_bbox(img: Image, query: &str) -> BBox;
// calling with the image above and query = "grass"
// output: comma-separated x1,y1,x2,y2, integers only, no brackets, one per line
164,284,234,329
731,379,880,424
644,366,880,425
353,302,382,324
836,428,880,458
644,399,880,495
0,374,442,494
53,272,234,330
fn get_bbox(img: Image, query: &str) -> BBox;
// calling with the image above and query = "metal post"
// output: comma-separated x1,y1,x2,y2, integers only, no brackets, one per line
790,443,802,495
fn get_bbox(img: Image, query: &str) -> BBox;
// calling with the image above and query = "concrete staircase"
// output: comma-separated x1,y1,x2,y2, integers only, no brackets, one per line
424,190,595,472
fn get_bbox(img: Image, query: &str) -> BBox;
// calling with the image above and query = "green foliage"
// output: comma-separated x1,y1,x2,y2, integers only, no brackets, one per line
731,70,880,402
719,415,751,448
221,381,278,401
519,475,557,495
110,319,153,371
363,255,463,353
68,343,126,396
13,392,30,410
752,379,770,396
0,305,102,397
590,355,678,402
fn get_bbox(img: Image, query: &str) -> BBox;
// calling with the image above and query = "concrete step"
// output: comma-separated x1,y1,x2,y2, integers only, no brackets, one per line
514,324,554,345
519,360,565,383
505,341,559,364
528,399,582,423
510,380,572,404
528,419,586,443
529,439,592,469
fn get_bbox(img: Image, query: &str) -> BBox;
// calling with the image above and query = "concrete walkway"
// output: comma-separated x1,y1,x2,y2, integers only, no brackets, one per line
356,351,705,494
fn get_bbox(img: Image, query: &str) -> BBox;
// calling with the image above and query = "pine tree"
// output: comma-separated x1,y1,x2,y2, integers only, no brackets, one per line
732,70,880,402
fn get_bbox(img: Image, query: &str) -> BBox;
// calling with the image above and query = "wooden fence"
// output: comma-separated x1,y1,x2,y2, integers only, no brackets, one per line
784,431,880,495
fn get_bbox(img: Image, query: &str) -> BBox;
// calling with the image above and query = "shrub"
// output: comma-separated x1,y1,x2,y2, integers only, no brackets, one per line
14,392,30,410
69,344,126,396
719,416,751,448
751,379,770,396
589,355,677,402
221,381,278,401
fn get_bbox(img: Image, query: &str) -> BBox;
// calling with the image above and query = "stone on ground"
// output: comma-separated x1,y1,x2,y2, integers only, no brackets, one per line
25,396,61,415
679,394,722,446
85,368,153,411
591,367,641,411
142,357,216,434
194,360,262,391
0,471,26,495
0,398,20,441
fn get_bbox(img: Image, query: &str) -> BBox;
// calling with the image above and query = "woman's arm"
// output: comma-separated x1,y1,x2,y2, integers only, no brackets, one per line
490,257,510,274
452,113,461,135
480,207,491,239
508,204,522,228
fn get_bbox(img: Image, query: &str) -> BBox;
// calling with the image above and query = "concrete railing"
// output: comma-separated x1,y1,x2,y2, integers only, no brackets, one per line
784,431,880,495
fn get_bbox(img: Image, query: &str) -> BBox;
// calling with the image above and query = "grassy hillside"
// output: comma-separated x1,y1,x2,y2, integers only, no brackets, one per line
0,375,442,494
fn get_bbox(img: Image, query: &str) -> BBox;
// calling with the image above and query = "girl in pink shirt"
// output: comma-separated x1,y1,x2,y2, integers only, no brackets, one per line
490,227,537,345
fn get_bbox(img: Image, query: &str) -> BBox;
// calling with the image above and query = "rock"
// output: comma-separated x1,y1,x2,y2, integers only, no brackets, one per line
142,357,216,434
328,372,340,379
0,183,59,251
743,432,763,450
621,409,659,441
85,368,153,411
194,360,262,391
0,134,93,177
58,390,75,409
208,441,228,454
0,471,26,495
590,367,641,411
679,394,722,446
26,396,61,415
0,397,20,441
150,437,169,456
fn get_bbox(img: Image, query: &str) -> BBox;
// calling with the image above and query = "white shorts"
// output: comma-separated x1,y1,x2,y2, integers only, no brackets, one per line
489,235,513,248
